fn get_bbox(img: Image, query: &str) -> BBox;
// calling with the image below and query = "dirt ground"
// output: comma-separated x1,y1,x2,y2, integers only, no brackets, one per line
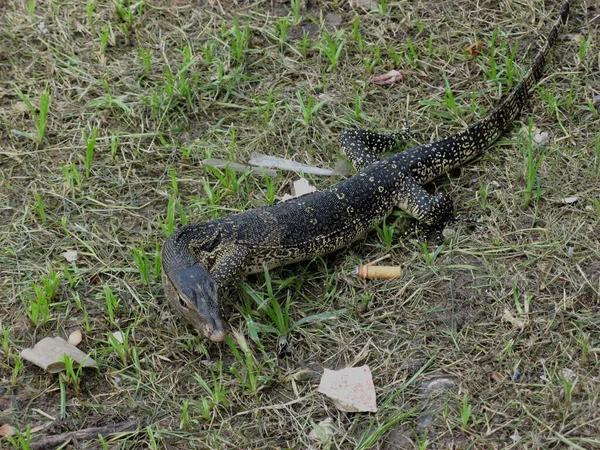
1,0,599,448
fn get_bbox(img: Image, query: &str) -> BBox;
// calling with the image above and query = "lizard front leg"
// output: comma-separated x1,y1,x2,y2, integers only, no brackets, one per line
339,126,412,170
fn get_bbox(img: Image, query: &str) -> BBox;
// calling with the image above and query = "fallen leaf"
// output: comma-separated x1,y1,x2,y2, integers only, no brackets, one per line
0,424,15,437
318,366,377,412
61,249,79,262
466,41,483,56
68,330,82,346
502,308,526,329
20,337,97,373
373,70,403,86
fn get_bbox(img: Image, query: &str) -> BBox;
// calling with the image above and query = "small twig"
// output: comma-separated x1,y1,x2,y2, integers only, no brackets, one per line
365,254,391,266
29,419,137,450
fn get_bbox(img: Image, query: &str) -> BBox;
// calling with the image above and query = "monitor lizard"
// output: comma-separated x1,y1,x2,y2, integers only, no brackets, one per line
161,1,569,341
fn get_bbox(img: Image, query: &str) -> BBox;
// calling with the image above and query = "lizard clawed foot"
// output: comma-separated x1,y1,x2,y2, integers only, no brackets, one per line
405,213,483,244
409,217,452,244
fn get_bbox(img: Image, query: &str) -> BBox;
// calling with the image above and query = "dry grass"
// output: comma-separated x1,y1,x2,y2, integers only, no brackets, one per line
1,0,599,448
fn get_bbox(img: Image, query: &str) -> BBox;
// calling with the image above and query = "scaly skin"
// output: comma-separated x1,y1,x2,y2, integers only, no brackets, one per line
161,2,569,341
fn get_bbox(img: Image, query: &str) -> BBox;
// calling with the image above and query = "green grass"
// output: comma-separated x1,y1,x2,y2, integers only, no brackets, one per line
1,1,599,449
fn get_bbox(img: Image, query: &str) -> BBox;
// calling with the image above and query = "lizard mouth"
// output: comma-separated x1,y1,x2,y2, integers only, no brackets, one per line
208,328,226,342
203,309,226,342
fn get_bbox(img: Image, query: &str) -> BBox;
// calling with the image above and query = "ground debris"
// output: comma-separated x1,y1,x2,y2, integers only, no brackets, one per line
61,249,79,262
501,308,526,329
308,418,336,443
281,177,317,202
373,70,403,86
0,423,15,437
318,366,377,412
419,376,456,395
466,41,483,56
249,152,341,176
20,337,97,373
67,330,82,346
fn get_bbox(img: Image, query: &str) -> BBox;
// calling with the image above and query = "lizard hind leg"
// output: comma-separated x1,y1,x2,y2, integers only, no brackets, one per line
397,176,455,242
400,176,454,225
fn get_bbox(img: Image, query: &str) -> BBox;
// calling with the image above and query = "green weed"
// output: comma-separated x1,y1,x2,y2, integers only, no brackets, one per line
11,354,24,386
194,361,228,410
15,88,50,147
419,242,445,266
24,270,60,326
33,192,46,222
319,30,345,72
61,354,85,395
103,285,120,326
460,393,473,429
132,246,151,286
107,327,131,366
6,426,32,449
519,115,544,207
296,91,325,125
291,0,302,24
225,332,265,399
86,0,95,29
83,127,98,179
352,16,363,52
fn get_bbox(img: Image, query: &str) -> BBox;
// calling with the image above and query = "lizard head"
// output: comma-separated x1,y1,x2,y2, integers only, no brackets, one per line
161,263,226,342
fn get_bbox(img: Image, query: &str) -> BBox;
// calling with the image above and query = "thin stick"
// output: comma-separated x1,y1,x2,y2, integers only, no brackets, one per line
29,419,137,450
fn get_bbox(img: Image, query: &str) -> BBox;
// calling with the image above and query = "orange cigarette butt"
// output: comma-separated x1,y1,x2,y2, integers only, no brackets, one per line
355,265,402,279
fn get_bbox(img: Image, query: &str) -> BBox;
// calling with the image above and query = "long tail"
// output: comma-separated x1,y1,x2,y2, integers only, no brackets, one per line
405,1,569,184
488,0,569,131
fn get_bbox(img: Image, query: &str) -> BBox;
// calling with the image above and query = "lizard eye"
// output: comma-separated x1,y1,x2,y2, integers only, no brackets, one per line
178,297,189,309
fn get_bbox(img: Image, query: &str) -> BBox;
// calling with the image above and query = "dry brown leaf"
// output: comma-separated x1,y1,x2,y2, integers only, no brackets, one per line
466,41,483,56
0,423,16,437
